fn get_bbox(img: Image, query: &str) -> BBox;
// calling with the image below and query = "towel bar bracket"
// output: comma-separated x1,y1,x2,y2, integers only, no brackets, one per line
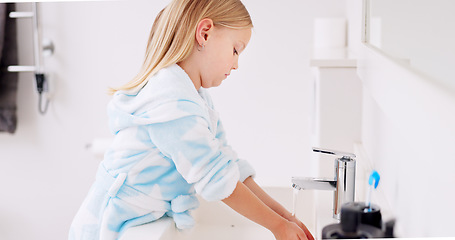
9,11,34,18
7,66,36,72
7,3,52,115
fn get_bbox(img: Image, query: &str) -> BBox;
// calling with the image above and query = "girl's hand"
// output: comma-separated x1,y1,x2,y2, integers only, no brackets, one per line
286,215,314,240
272,220,308,240
281,211,314,240
240,177,314,240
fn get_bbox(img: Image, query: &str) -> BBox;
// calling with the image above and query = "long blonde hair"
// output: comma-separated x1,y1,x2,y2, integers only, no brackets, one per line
108,0,253,95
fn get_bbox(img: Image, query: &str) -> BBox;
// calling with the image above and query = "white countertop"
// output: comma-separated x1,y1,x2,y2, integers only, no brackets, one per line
310,47,357,67
119,217,173,240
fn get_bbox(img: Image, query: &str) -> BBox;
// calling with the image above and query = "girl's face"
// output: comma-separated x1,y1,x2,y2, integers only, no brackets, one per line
199,26,252,88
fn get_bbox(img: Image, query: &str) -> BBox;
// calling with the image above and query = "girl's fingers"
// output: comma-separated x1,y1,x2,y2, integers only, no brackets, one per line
299,230,308,240
302,225,314,240
293,222,308,240
290,216,314,240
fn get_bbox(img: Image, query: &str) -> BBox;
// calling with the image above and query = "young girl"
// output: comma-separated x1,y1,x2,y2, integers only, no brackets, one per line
69,0,314,239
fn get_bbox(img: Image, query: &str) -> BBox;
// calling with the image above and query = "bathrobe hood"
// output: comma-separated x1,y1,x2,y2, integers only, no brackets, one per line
108,64,210,134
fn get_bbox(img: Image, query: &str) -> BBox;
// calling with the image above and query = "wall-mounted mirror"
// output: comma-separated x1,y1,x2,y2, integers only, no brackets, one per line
366,0,455,91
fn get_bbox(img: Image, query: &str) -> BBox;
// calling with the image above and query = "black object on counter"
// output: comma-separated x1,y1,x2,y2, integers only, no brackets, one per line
322,202,394,239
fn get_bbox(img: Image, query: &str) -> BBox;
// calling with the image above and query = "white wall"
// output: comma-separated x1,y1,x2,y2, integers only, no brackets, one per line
347,0,455,237
0,1,346,240
358,45,455,237
369,0,455,91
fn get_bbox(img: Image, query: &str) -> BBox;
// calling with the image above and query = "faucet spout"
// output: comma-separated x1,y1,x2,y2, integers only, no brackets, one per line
292,177,336,191
292,147,357,219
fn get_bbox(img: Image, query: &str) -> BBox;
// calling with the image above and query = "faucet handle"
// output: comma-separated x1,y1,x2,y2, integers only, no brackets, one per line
312,147,356,160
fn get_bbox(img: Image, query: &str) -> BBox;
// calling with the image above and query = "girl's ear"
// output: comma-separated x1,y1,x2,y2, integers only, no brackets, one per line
196,18,214,46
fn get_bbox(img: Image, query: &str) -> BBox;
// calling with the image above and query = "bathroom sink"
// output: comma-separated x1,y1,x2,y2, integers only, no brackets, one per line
120,187,316,240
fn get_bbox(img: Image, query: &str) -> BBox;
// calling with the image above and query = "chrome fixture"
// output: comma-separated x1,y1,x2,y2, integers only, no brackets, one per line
292,147,356,219
8,3,53,114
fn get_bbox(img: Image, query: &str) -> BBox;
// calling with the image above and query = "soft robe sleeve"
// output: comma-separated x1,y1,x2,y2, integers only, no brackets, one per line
147,107,240,202
215,119,256,182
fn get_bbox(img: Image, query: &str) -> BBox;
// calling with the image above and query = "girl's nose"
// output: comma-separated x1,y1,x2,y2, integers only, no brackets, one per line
232,58,239,70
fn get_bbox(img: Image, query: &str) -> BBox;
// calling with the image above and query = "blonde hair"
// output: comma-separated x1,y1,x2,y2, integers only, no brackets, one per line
108,0,253,95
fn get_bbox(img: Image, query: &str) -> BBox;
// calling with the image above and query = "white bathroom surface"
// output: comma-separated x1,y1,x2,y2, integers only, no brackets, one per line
161,223,272,240
121,187,316,240
119,217,173,240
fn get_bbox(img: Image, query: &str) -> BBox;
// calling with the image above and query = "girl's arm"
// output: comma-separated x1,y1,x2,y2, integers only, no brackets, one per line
243,176,292,219
243,176,315,240
222,181,308,240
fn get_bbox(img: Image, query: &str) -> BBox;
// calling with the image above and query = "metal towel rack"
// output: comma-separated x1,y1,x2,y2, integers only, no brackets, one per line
8,3,54,115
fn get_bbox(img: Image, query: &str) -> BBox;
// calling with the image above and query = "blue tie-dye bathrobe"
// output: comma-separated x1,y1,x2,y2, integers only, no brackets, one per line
69,64,255,240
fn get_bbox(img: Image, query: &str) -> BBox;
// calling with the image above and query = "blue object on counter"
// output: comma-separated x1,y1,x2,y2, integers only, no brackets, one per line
368,170,380,189
365,170,380,212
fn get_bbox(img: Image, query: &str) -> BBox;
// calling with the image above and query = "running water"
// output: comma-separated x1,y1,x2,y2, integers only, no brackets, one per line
292,188,299,217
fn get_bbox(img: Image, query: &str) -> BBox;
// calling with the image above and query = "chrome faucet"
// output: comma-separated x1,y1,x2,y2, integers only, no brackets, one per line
292,147,356,219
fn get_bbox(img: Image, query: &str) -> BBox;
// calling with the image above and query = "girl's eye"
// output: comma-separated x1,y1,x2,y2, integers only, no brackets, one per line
233,48,238,55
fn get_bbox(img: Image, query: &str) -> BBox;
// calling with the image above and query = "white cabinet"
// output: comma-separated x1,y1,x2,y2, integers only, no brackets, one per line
310,52,362,178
